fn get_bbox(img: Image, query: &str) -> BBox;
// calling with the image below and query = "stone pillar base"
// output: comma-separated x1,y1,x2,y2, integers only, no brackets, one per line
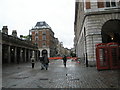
88,61,96,67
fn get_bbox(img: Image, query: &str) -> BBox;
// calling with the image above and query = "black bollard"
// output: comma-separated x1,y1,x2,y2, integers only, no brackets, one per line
86,53,88,67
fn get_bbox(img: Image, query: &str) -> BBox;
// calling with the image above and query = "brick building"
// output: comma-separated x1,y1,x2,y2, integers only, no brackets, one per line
30,21,57,57
74,0,120,66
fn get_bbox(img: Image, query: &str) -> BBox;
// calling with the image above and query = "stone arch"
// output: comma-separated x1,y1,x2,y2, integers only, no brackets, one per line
101,19,120,43
42,49,48,56
100,13,120,29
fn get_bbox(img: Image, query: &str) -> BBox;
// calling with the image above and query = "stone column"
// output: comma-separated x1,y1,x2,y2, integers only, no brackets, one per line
36,50,38,61
37,50,39,61
8,45,11,63
24,48,26,62
16,47,20,64
34,50,36,61
14,47,17,63
28,49,31,62
20,48,22,63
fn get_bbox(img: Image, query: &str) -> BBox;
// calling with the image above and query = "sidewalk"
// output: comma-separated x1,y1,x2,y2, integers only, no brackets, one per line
2,59,120,88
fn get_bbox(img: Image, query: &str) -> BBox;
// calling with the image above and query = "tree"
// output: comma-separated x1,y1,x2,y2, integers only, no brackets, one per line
20,35,31,41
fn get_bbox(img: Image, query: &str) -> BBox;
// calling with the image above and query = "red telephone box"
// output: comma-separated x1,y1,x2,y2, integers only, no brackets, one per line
119,46,120,67
96,43,109,70
107,43,120,69
96,42,120,70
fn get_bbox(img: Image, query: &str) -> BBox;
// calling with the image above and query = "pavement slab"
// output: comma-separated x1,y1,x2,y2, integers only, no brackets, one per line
2,59,120,88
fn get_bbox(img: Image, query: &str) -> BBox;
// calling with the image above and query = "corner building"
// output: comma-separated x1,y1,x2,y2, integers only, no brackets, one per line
74,0,120,66
31,21,56,57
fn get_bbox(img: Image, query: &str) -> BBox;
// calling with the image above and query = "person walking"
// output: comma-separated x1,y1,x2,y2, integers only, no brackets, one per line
31,51,35,68
43,54,49,70
39,56,44,70
31,56,35,68
63,55,67,67
40,54,49,70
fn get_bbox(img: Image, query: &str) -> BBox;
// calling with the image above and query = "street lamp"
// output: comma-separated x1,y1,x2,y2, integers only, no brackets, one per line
11,49,14,51
21,50,23,53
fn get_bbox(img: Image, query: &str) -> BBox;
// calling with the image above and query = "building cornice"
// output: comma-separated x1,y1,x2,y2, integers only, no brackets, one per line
85,8,120,16
31,28,55,35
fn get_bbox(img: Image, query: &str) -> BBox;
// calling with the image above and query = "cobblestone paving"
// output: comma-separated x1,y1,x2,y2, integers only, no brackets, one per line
2,59,120,88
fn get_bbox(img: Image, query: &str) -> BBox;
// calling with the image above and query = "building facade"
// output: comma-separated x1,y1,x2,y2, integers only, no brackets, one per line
30,21,57,57
74,0,120,66
0,30,1,89
2,26,39,64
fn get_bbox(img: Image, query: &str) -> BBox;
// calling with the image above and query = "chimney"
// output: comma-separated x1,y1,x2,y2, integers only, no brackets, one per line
2,26,8,35
12,30,17,37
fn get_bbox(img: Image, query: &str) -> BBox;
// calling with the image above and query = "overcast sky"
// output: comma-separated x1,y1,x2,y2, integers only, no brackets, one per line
0,0,75,49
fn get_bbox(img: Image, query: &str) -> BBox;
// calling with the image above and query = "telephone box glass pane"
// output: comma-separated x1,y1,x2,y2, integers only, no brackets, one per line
99,48,107,67
111,48,118,66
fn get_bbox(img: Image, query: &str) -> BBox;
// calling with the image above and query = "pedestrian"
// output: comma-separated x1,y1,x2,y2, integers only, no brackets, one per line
40,54,49,70
39,56,45,70
63,55,67,67
31,56,35,68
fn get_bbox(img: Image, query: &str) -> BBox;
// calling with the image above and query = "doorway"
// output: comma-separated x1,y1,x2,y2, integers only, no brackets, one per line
101,19,120,43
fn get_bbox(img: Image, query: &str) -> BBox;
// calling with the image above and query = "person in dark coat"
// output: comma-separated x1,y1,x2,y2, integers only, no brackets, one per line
43,54,49,70
31,56,35,68
40,54,49,70
63,55,67,67
39,56,44,70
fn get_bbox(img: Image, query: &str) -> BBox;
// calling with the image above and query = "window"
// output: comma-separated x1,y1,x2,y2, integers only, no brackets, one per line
97,0,104,8
42,42,46,46
35,37,38,41
40,22,44,25
42,35,46,40
35,35,38,41
111,1,116,6
118,0,120,6
35,43,38,46
35,31,38,36
42,31,46,35
86,0,91,9
106,2,111,7
106,0,117,7
35,33,38,36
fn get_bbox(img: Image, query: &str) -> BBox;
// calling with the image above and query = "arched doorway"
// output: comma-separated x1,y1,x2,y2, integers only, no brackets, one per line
100,19,120,69
101,19,120,43
42,49,48,56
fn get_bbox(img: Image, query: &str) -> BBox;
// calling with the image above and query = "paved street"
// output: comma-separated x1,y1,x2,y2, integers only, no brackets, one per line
2,59,120,88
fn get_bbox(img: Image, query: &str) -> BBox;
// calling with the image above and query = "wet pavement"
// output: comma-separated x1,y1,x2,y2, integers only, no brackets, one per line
2,59,120,88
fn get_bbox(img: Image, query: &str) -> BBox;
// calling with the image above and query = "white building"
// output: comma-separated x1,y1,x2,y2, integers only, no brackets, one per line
74,0,120,66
